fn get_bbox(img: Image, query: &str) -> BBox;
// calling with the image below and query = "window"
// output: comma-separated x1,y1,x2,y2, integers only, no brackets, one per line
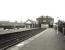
43,16,46,18
43,20,46,22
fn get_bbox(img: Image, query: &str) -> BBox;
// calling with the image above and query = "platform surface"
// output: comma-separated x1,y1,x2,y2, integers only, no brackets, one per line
0,28,36,34
7,28,65,50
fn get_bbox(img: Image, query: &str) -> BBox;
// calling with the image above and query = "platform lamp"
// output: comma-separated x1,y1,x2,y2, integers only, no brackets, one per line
57,17,59,34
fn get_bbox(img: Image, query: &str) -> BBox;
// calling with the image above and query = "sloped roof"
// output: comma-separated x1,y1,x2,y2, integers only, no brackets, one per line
24,19,36,24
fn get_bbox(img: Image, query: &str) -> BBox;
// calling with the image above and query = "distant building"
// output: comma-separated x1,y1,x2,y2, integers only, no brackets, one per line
24,19,36,28
0,21,24,29
36,16,54,28
0,21,10,26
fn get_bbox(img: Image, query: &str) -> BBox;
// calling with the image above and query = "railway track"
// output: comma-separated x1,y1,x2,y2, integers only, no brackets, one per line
0,28,46,50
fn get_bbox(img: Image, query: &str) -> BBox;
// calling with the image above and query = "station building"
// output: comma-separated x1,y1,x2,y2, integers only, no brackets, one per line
36,16,54,28
24,19,36,28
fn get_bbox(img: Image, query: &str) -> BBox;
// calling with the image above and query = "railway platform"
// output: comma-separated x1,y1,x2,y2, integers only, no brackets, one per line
7,28,65,50
0,28,45,50
0,28,37,34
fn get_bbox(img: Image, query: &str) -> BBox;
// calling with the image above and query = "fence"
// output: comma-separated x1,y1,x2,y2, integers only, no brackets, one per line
57,20,65,36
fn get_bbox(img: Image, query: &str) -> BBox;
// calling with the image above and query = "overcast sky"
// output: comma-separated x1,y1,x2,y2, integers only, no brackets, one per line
0,0,65,22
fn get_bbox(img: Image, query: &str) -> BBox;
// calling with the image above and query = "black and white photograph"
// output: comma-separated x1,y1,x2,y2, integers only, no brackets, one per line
0,0,65,50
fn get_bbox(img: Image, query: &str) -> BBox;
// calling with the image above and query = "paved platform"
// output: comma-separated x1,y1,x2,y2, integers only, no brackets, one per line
7,28,65,50
0,28,37,34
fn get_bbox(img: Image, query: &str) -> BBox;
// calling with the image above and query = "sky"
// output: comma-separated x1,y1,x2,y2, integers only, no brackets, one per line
0,0,65,22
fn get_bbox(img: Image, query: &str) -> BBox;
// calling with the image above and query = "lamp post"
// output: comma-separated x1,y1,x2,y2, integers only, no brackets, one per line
57,17,59,34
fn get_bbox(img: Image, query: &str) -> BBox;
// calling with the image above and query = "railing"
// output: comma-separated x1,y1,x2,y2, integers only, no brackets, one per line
56,20,65,36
